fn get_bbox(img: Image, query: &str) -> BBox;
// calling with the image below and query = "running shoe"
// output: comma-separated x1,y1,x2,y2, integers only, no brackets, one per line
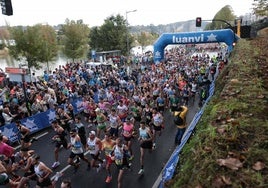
96,164,102,173
54,172,63,181
52,161,60,168
74,157,80,164
102,159,106,168
152,143,156,150
129,155,134,161
138,168,144,175
105,176,112,183
31,137,38,143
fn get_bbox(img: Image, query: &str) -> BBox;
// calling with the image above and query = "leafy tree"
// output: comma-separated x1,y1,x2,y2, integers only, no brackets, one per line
38,24,58,71
89,14,129,55
252,0,268,16
9,24,58,70
136,31,159,50
205,5,236,30
61,19,90,62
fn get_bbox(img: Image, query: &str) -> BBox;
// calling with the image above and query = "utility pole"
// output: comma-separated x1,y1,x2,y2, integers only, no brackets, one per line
126,9,137,64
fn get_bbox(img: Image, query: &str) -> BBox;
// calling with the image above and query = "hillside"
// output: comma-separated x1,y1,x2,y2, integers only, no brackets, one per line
131,20,209,34
166,28,268,187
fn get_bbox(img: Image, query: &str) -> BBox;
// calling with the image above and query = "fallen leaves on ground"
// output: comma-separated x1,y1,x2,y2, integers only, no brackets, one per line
216,157,243,170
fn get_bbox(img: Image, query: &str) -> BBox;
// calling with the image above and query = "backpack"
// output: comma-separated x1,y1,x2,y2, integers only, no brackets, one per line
174,112,183,125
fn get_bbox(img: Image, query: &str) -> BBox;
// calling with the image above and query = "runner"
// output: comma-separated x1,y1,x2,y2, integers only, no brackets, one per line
32,154,62,188
56,107,72,132
101,133,116,183
18,147,37,184
110,137,131,188
51,120,68,169
95,108,108,138
137,121,153,175
74,116,87,149
86,130,104,172
107,109,122,139
15,120,37,149
151,108,164,149
121,117,134,160
116,100,128,122
67,129,90,173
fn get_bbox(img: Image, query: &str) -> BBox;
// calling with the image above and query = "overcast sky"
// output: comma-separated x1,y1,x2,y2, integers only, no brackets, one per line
0,0,254,27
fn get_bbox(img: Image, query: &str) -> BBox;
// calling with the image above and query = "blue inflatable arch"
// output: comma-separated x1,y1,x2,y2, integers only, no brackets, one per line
153,29,239,63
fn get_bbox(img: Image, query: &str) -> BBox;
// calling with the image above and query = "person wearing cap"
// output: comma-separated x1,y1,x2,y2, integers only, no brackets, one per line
95,108,107,138
86,130,104,173
67,129,90,173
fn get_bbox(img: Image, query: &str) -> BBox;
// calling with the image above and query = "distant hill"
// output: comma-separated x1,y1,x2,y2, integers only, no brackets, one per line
130,20,209,34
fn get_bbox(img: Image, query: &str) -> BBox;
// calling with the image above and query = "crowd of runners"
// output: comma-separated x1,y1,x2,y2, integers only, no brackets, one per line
0,44,228,188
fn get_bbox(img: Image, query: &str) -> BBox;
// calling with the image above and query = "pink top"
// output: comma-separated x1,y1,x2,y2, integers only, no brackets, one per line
122,123,133,138
0,142,14,157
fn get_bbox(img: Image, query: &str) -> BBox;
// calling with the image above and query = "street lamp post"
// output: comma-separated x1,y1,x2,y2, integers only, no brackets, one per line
126,9,137,63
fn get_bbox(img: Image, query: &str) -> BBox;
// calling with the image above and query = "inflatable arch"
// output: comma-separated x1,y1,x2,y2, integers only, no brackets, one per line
153,29,239,63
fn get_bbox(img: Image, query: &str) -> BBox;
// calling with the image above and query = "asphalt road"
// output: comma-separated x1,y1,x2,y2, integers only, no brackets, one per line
8,101,199,188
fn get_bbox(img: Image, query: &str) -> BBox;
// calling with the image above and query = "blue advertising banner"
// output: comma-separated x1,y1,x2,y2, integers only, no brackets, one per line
154,29,238,63
0,97,84,143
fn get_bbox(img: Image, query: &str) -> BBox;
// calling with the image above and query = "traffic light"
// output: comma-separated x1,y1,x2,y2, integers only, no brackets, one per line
1,0,13,16
196,17,202,27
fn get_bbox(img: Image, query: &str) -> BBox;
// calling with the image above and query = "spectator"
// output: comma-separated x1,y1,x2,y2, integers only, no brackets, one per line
173,105,188,145
2,107,16,124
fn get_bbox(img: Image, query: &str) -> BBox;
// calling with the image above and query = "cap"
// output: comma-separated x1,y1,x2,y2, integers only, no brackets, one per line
95,108,100,112
89,131,96,136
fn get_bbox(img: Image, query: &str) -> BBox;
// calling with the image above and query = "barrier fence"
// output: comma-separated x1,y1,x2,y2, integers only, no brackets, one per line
0,97,84,143
158,81,215,187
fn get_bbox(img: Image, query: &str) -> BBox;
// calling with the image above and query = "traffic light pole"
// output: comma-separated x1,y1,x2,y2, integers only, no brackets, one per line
202,19,237,44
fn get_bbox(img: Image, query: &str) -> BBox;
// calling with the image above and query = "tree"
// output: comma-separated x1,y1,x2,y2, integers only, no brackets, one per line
136,31,159,50
38,24,58,71
61,19,90,62
205,5,236,30
89,14,128,54
252,0,268,16
9,24,58,70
